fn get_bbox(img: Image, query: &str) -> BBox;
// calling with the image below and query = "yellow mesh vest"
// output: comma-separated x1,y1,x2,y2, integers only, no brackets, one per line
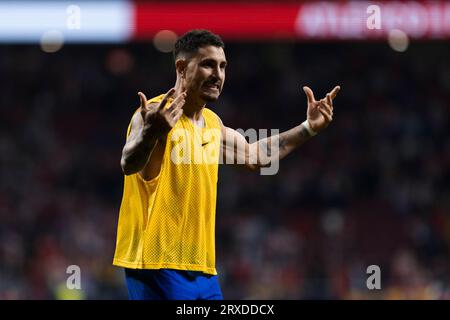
113,94,221,275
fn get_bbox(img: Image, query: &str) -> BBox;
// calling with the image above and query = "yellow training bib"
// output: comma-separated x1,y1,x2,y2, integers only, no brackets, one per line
113,94,221,275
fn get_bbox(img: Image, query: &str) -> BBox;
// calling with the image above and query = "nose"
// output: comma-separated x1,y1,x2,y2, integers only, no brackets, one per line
212,65,223,80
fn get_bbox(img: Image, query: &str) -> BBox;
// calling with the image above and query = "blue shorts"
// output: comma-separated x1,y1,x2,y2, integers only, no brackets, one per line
124,268,223,300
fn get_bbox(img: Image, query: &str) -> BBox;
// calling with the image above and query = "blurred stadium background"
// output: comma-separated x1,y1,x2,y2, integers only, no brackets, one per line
0,0,449,299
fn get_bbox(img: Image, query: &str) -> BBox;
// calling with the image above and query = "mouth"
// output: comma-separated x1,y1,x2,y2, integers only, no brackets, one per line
203,83,220,92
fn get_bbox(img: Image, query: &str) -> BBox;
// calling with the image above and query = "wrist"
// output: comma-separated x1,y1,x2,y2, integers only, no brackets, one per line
302,120,317,137
142,124,165,145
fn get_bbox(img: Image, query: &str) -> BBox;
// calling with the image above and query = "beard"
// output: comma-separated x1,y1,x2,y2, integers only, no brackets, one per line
199,84,221,102
201,92,219,102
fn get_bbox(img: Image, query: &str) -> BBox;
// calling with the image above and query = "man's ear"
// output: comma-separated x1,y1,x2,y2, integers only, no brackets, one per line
175,59,187,78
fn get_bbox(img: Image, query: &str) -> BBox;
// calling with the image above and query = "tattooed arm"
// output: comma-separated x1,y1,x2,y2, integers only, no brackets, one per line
219,85,341,172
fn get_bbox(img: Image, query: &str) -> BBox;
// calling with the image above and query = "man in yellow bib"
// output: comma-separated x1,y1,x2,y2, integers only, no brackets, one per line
113,29,340,300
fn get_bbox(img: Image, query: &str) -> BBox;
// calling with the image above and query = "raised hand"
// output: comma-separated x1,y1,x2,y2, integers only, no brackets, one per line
138,88,186,137
302,85,340,133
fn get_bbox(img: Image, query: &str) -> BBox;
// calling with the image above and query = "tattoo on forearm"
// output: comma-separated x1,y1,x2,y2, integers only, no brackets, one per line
253,124,311,167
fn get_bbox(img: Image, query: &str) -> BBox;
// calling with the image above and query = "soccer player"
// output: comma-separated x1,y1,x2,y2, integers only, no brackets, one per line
113,29,340,300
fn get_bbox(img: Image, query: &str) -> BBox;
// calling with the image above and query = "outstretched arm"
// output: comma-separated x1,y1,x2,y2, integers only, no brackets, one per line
220,85,340,171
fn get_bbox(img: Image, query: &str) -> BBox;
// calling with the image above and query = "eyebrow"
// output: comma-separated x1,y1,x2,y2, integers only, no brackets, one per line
200,58,227,65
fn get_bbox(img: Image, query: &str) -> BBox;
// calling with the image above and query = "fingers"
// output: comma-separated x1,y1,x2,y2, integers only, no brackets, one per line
326,93,332,107
138,91,148,109
320,98,333,114
167,91,187,113
323,85,340,108
172,108,184,123
158,88,176,111
329,85,340,99
318,101,333,122
303,86,316,104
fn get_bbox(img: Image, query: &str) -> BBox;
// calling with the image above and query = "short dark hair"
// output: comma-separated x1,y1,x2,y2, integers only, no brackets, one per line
173,29,224,60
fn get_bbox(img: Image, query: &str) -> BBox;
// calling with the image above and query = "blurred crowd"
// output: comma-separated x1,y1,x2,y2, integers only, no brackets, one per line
0,40,449,299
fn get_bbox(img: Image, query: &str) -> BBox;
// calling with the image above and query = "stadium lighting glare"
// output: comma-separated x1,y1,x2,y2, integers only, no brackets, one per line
388,29,410,52
153,30,178,53
40,30,64,53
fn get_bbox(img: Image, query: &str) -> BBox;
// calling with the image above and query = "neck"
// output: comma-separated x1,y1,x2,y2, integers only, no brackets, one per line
174,79,205,121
